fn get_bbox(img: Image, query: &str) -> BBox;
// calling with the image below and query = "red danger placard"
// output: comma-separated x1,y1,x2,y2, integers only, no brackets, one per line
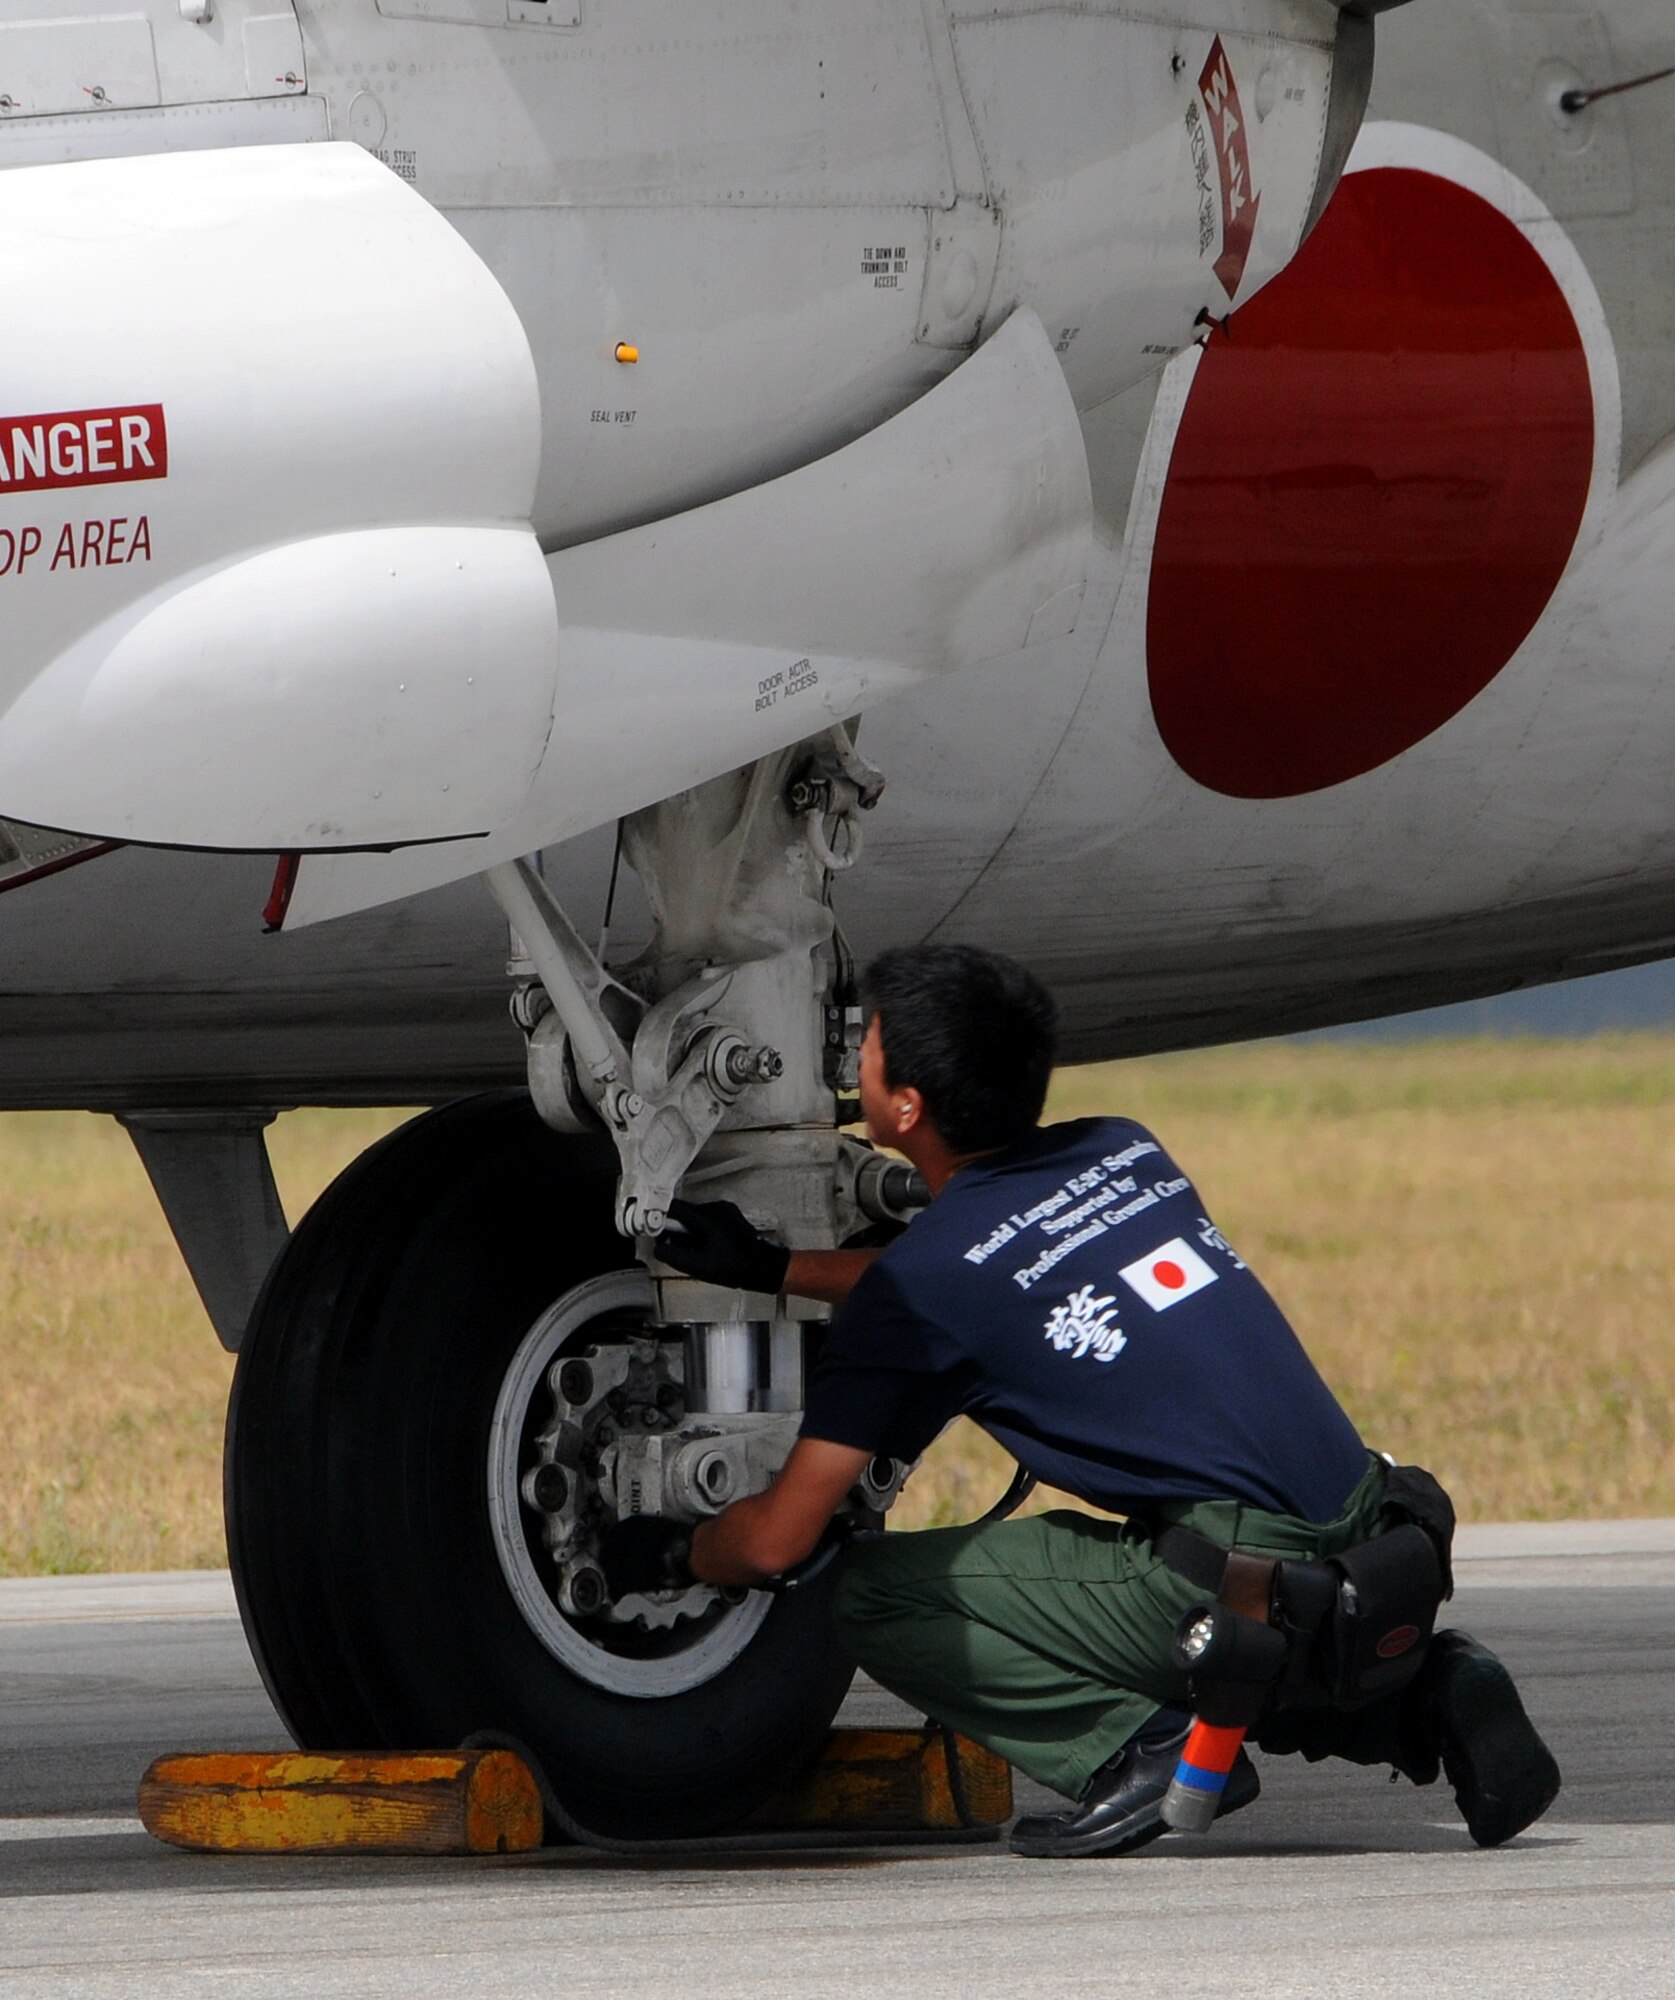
0,405,168,496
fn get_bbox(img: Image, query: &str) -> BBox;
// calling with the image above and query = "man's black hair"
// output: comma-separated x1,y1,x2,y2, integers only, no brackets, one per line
861,944,1058,1155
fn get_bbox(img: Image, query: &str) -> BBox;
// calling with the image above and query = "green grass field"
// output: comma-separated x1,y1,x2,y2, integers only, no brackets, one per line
3,1036,1673,1573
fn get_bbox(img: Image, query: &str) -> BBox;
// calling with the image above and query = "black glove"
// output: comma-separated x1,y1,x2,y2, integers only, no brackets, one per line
597,1515,694,1599
655,1199,790,1296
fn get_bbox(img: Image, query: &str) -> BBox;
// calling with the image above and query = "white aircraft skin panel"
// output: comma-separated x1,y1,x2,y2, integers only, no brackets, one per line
451,203,952,549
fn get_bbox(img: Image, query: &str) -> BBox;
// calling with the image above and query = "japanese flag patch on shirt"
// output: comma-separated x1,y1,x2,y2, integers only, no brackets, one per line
1119,1236,1218,1311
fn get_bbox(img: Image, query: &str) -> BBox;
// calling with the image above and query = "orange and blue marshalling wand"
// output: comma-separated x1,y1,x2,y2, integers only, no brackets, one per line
1160,1719,1247,1833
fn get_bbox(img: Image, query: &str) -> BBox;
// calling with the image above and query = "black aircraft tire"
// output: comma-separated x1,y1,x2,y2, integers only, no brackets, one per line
225,1092,856,1842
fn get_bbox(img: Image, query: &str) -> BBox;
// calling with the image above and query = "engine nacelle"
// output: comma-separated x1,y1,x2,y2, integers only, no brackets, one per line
0,142,557,851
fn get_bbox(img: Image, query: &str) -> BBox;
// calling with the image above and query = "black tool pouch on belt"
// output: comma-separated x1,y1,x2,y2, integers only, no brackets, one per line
1268,1461,1456,1712
1321,1523,1443,1707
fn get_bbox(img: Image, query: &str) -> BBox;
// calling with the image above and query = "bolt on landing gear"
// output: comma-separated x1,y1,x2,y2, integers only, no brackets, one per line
482,729,922,1684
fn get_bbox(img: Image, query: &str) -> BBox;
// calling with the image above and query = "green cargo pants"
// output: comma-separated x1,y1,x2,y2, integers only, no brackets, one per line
830,1455,1387,1798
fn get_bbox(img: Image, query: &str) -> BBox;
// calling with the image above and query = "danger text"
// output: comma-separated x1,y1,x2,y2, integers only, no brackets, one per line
0,405,168,497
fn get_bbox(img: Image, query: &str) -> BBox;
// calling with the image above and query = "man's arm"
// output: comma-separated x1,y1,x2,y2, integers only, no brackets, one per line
689,1437,871,1587
782,1248,880,1306
655,1201,883,1306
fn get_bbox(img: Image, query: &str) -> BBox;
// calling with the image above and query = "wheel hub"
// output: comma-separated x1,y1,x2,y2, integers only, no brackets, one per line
487,1270,776,1695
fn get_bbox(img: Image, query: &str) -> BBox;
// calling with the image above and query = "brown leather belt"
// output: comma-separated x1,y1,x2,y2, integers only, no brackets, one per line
1152,1522,1278,1625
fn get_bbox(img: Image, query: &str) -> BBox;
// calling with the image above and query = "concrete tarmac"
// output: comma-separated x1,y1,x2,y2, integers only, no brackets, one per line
1,1525,1672,1999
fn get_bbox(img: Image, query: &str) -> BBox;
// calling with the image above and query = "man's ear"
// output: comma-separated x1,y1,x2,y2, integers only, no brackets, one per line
894,1086,926,1137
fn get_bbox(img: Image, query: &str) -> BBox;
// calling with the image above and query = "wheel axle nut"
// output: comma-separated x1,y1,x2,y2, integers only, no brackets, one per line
668,1439,739,1514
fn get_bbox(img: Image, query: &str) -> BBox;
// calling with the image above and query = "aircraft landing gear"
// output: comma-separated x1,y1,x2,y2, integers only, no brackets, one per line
227,731,921,1839
225,1095,857,1839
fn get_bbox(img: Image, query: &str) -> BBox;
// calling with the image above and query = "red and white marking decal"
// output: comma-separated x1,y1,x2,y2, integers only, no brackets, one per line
1119,1236,1218,1311
1198,39,1260,301
0,405,167,497
1145,125,1620,798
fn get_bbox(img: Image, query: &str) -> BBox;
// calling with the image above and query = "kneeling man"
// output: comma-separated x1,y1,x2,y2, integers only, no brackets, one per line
603,944,1560,1857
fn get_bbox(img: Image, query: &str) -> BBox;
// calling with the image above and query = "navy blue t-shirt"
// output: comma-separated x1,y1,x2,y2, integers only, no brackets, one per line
802,1117,1367,1522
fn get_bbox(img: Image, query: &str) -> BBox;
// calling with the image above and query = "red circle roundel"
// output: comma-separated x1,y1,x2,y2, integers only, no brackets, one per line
1147,166,1596,799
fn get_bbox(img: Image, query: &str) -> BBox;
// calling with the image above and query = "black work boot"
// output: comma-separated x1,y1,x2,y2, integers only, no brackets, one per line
1417,1629,1561,1847
1009,1725,1260,1859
